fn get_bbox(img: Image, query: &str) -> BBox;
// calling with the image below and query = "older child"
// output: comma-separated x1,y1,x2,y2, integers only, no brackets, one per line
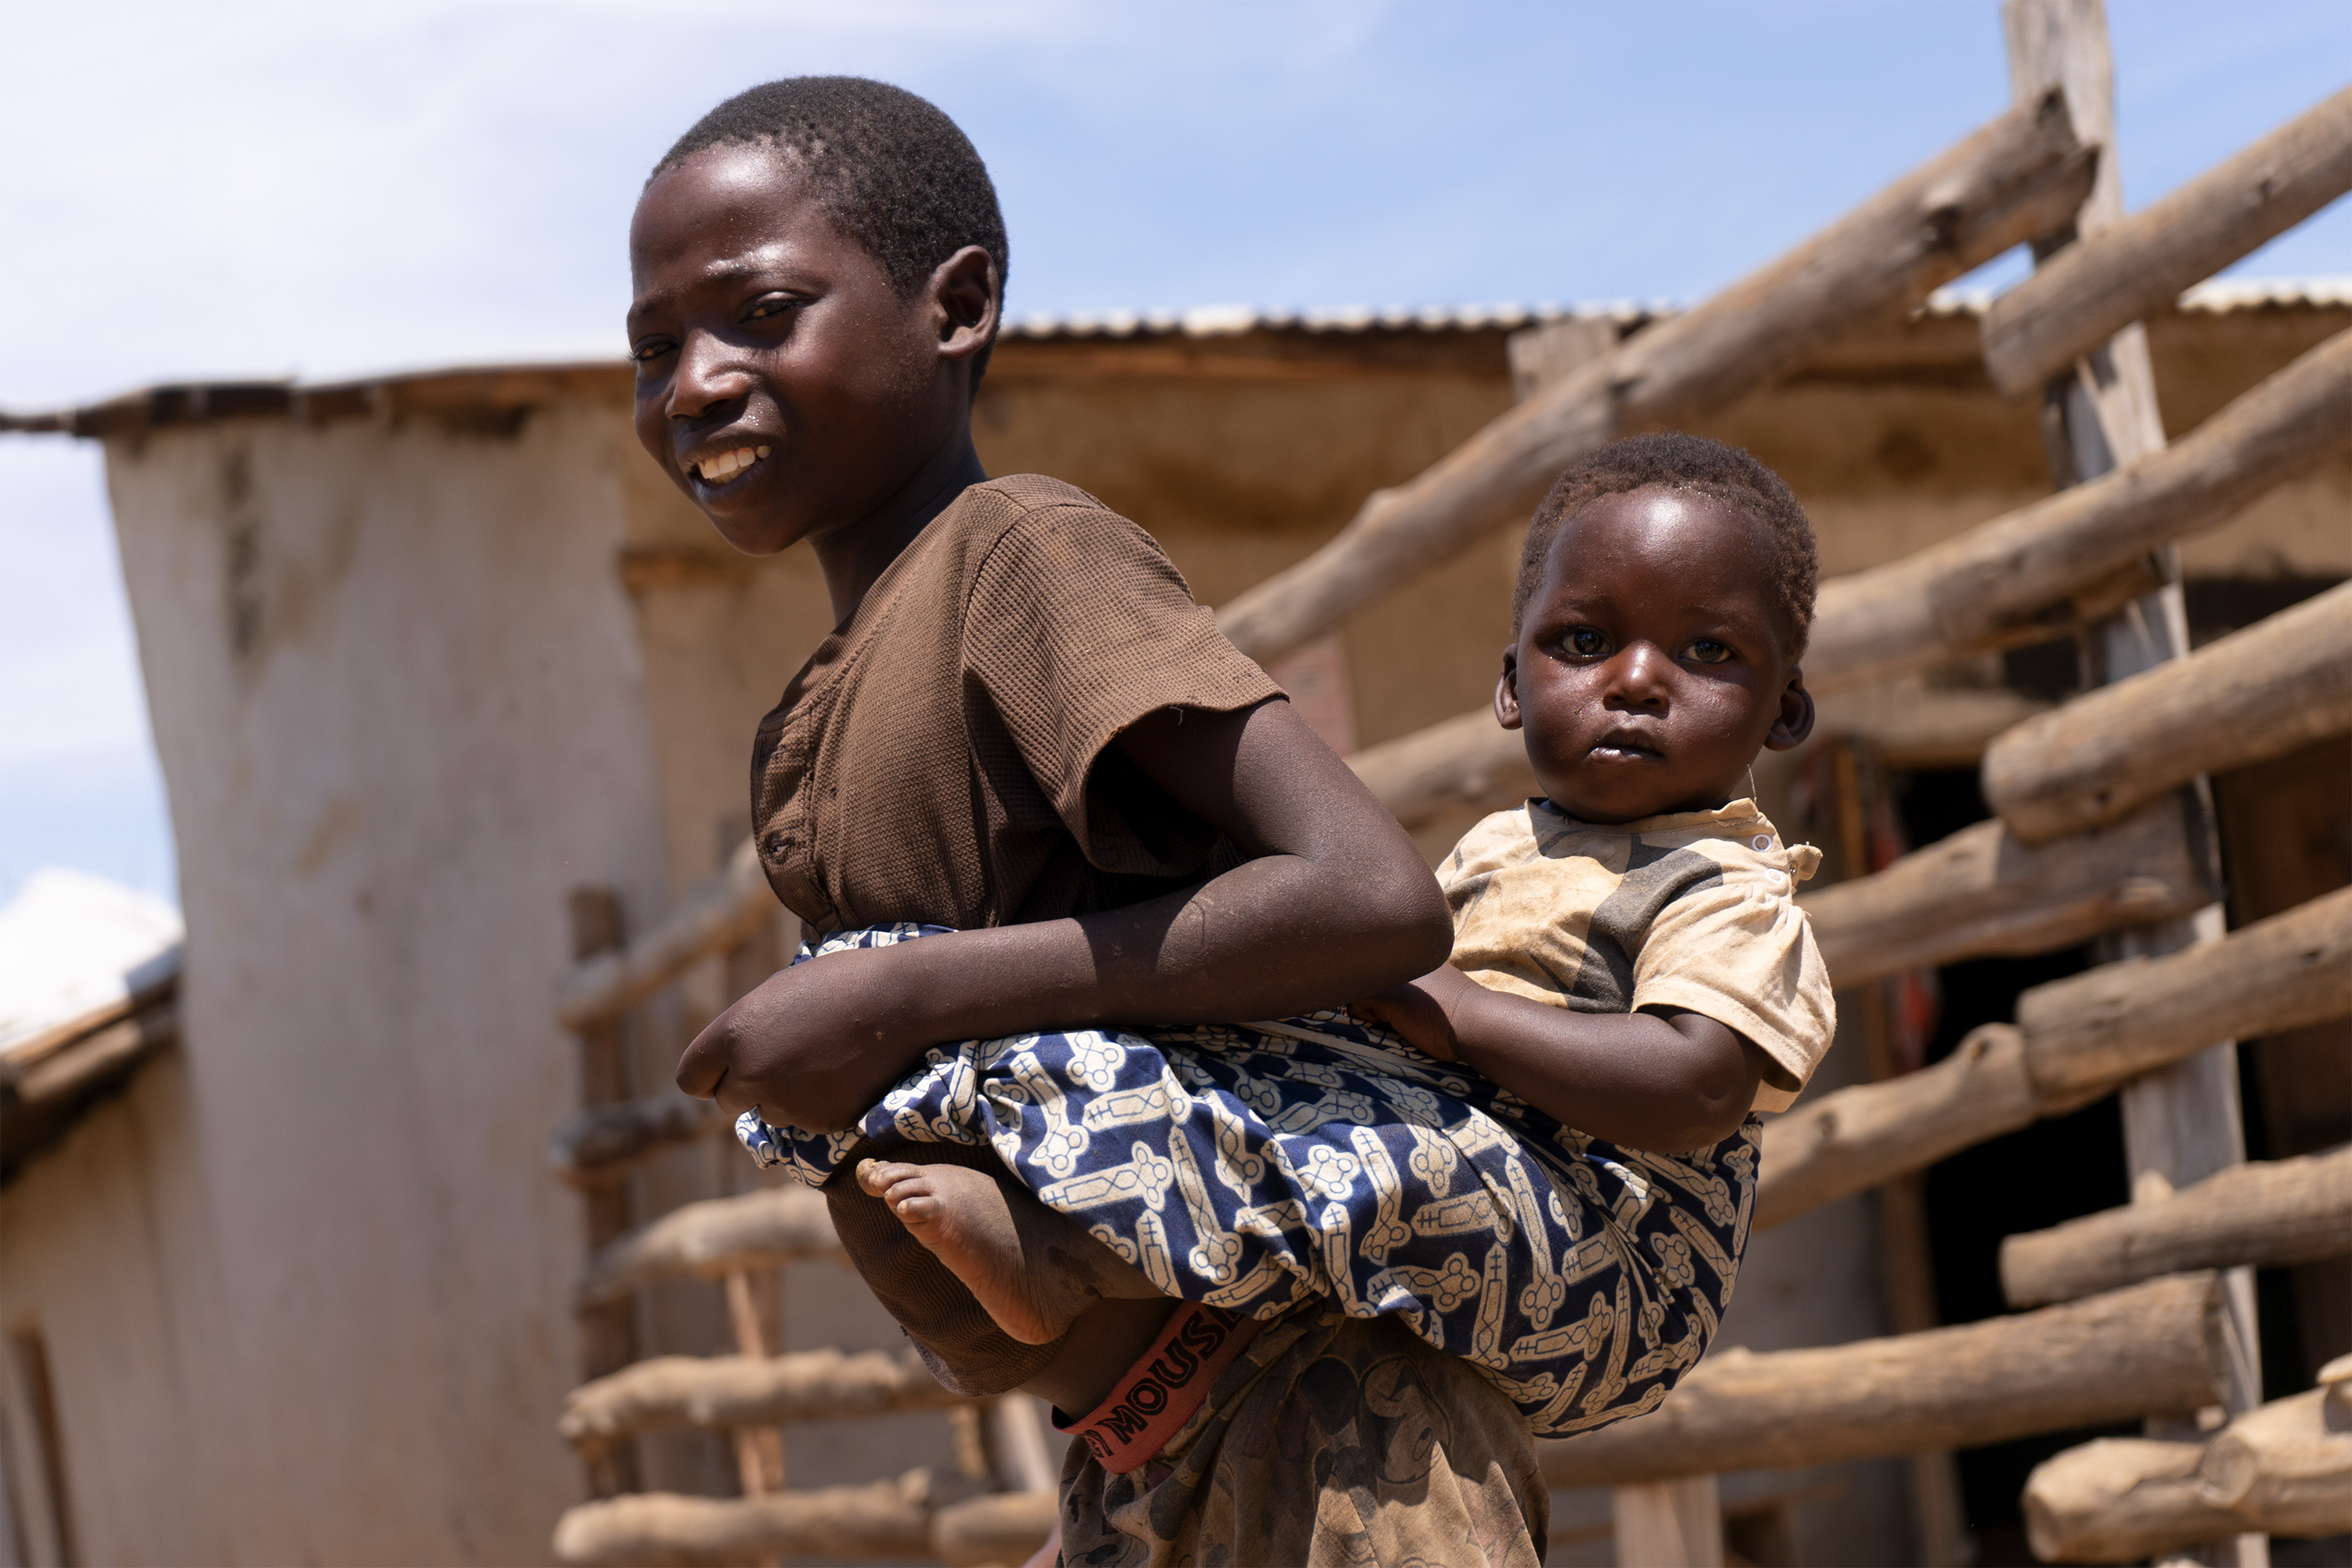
637,76,1547,1565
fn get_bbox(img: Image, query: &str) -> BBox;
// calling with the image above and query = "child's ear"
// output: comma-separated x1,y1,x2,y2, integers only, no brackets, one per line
931,245,1000,365
1494,648,1524,731
1764,670,1816,752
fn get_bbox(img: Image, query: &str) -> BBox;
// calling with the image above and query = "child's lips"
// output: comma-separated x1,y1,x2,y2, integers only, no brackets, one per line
1587,733,1664,764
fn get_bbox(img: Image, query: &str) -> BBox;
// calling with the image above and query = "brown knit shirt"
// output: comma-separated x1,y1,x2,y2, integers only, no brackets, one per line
750,474,1279,1391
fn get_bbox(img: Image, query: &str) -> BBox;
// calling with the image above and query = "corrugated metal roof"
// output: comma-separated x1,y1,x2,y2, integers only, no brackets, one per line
999,299,1668,341
5,278,2343,436
1000,276,2352,340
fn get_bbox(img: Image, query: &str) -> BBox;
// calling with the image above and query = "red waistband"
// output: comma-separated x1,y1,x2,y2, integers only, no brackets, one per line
1054,1303,1263,1474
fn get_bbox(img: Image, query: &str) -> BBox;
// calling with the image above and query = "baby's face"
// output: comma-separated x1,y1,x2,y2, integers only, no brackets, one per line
626,146,952,557
1499,486,1812,823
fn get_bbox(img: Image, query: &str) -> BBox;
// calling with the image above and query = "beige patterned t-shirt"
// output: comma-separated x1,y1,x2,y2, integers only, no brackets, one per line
1438,798,1835,1113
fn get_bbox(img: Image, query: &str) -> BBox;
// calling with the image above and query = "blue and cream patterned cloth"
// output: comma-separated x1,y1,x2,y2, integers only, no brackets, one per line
737,924,1756,1437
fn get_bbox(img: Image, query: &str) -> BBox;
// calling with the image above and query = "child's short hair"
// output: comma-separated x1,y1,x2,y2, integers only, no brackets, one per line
655,77,1008,373
1512,433,1820,656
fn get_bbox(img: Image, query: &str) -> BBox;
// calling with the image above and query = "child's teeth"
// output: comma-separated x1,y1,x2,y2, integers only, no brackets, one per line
756,445,771,458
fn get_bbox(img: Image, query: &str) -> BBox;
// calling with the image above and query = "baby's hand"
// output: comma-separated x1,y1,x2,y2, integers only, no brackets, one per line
1351,963,1476,1062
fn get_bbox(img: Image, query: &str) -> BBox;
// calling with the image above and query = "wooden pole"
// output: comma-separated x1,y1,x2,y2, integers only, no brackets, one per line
1754,885,2352,1229
1208,92,2097,665
1535,1272,2229,1486
577,1185,842,1309
567,886,643,1499
558,1348,967,1447
2000,1145,2352,1308
1802,326,2350,695
1982,580,2352,844
1983,85,2352,397
550,1472,935,1565
548,1091,723,1187
1999,25,2264,1567
2022,1376,2352,1563
2013,884,2352,1112
1797,793,2213,989
558,837,778,1030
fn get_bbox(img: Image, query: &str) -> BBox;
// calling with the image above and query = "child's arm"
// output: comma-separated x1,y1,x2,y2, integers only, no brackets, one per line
677,698,1453,1131
1352,965,1768,1152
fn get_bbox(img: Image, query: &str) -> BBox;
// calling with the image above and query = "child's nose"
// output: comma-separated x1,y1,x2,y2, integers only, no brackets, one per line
1602,644,1671,710
668,329,754,419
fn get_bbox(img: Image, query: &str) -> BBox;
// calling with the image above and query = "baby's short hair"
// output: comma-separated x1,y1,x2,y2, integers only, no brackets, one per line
1512,433,1820,655
655,77,1008,372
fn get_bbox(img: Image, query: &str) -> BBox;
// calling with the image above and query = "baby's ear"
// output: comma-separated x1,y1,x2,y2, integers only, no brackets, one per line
1494,649,1524,731
1765,673,1815,752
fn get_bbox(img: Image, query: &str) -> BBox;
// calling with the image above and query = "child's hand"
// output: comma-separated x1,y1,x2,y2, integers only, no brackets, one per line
1351,964,1477,1062
675,945,914,1132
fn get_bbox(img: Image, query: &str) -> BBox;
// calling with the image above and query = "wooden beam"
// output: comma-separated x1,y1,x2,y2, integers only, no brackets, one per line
1797,794,2214,990
548,1091,724,1187
2002,1145,2352,1308
1758,1022,2037,1232
930,1490,1058,1568
1535,1272,2228,1486
557,837,779,1030
1983,580,2352,844
550,1473,935,1565
1984,85,2352,396
578,1186,843,1308
1755,886,2352,1230
2015,882,2352,1112
2022,1378,2352,1563
1804,325,2352,695
558,1348,966,1447
1209,93,2096,666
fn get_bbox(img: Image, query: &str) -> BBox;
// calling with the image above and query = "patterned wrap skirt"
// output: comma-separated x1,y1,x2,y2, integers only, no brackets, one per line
737,924,1758,1437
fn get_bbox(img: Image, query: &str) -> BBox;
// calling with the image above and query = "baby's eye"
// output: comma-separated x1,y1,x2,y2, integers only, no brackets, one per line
1565,628,1609,658
1686,639,1735,665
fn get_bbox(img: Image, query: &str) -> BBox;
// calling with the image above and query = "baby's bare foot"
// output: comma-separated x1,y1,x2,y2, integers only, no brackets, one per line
856,1157,1161,1345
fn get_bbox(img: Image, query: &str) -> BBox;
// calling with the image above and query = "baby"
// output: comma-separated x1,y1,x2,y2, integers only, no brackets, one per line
739,431,1835,1457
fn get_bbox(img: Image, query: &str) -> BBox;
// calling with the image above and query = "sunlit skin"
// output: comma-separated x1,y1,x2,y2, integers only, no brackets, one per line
628,144,1454,1414
1354,487,1817,1149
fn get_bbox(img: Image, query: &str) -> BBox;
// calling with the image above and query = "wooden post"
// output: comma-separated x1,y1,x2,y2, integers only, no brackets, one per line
1613,1477,1725,1568
568,885,643,1499
1826,740,1972,1568
2002,7,2263,1565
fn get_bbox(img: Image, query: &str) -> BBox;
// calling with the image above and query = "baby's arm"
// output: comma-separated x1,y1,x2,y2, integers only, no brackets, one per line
677,698,1453,1130
1353,965,1767,1152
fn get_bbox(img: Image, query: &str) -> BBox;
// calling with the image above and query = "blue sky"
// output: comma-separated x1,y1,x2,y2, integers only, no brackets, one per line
4,0,2347,906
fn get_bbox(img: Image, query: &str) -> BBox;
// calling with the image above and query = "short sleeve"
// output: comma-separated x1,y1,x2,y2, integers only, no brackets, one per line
962,500,1280,872
1631,859,1837,1114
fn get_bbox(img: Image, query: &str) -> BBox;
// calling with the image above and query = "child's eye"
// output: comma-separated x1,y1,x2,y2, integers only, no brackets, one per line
628,338,675,365
1686,639,1735,665
744,295,800,322
1565,628,1609,658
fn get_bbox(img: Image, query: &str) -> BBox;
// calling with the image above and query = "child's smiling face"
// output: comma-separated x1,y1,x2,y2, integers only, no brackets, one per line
1499,485,1814,823
626,144,988,557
